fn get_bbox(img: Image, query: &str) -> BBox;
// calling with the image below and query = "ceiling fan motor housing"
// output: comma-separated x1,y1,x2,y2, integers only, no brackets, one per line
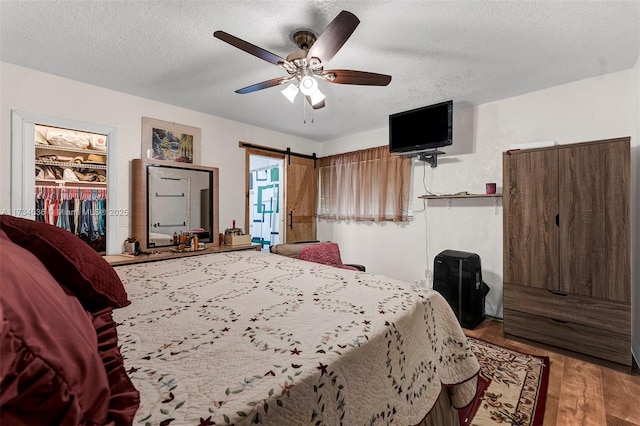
291,30,316,50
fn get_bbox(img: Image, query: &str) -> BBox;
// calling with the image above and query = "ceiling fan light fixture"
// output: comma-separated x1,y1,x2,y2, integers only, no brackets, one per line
281,83,299,103
309,88,326,106
299,75,318,96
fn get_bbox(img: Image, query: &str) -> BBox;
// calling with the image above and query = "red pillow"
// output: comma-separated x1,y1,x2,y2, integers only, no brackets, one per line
0,214,129,312
0,230,111,424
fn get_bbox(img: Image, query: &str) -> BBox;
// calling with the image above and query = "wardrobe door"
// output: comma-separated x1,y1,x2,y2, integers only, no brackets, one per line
558,139,630,302
503,149,559,289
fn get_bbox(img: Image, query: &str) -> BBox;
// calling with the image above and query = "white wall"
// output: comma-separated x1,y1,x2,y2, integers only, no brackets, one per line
0,62,322,253
318,68,639,320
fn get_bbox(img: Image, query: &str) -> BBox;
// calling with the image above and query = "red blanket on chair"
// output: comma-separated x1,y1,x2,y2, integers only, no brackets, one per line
298,242,359,270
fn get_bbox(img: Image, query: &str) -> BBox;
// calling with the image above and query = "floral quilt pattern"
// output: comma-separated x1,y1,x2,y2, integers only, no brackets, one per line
113,251,480,425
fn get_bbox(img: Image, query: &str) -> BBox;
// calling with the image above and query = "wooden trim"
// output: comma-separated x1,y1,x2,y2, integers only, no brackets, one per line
243,147,287,239
504,136,631,155
243,147,284,160
239,141,316,162
11,110,119,254
244,149,250,236
131,159,147,249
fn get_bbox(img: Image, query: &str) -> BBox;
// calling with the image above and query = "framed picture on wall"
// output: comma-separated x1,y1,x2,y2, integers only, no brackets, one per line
141,117,201,164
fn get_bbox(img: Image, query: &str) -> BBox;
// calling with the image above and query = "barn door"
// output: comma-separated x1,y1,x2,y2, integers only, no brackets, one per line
285,155,317,243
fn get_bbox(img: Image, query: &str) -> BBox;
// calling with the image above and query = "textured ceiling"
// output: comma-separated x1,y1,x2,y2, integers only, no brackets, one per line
1,1,638,142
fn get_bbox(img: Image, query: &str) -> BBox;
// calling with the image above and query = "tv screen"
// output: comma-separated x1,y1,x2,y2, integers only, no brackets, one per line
389,100,453,153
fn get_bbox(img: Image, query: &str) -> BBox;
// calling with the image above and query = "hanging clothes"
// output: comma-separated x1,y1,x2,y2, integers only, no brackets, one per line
80,199,93,239
98,198,106,236
74,198,81,236
34,186,107,249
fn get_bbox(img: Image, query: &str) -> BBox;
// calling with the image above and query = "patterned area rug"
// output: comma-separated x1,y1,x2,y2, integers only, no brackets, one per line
465,337,550,426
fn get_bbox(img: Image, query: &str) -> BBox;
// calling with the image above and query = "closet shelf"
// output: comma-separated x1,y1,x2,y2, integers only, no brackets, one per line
36,179,107,186
36,159,107,170
35,144,107,155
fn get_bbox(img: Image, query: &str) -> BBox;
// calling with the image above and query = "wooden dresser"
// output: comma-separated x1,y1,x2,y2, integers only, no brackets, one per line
502,137,631,367
104,243,261,266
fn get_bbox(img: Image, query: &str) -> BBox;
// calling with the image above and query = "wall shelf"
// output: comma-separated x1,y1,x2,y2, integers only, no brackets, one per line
419,193,502,199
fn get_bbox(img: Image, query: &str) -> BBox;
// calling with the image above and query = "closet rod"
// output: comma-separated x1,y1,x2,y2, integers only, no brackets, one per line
36,185,107,191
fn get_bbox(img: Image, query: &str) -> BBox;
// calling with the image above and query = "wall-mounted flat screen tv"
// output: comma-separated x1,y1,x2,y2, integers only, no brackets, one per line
389,100,453,153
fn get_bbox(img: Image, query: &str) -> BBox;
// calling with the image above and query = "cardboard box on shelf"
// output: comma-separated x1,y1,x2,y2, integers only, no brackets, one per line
224,234,251,246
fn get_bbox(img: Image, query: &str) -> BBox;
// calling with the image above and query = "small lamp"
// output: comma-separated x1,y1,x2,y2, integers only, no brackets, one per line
299,75,318,96
281,83,299,103
309,88,325,106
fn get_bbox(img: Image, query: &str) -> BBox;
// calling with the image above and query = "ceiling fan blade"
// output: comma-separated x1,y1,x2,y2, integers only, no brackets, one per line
322,69,392,86
307,10,359,64
214,31,286,66
305,96,326,109
236,77,287,94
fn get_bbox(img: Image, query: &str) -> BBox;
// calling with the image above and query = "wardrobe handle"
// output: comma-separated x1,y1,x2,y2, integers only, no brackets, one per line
548,289,568,297
288,211,293,229
555,213,559,227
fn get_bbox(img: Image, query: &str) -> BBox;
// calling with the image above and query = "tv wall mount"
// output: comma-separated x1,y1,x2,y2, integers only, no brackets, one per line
417,150,445,168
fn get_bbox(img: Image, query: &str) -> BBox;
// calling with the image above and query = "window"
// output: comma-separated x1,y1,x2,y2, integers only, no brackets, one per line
318,146,412,221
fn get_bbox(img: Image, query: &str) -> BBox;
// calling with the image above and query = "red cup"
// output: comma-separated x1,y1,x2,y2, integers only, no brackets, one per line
486,183,496,194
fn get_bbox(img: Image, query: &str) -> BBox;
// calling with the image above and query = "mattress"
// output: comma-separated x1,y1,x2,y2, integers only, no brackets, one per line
113,250,480,425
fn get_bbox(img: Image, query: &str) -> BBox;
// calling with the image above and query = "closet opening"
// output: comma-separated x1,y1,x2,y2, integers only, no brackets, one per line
11,111,117,255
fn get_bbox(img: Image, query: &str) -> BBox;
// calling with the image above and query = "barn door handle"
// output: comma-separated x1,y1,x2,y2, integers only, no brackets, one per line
548,289,568,297
288,211,293,229
555,213,559,227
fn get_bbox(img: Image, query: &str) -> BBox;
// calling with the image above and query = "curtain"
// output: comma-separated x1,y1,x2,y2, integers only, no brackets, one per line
317,146,412,221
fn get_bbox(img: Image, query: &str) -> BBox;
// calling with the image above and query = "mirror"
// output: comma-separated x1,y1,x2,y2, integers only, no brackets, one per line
147,165,212,247
131,160,219,251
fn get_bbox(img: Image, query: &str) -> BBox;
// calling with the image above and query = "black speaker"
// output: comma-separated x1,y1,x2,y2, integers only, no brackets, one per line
433,250,490,329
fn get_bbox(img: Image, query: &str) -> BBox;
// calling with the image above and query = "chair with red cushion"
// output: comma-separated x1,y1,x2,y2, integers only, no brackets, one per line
269,241,366,272
298,242,365,271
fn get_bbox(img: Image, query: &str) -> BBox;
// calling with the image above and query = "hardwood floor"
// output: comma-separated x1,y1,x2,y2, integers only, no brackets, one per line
464,318,640,426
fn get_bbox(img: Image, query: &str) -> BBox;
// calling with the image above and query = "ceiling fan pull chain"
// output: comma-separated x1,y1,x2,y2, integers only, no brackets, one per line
302,97,315,124
303,96,307,124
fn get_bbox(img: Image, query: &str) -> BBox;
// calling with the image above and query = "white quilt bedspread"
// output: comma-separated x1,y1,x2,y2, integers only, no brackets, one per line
113,250,479,425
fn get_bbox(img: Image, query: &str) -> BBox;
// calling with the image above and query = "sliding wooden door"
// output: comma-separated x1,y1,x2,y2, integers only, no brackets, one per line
285,155,317,242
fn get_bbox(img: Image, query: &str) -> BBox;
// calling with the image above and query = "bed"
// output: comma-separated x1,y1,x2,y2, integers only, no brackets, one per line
0,215,481,425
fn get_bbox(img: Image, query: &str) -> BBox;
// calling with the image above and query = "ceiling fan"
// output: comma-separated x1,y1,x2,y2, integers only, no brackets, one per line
213,10,392,110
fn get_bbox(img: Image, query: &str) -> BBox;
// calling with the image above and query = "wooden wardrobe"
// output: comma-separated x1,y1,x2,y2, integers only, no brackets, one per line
502,137,631,367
